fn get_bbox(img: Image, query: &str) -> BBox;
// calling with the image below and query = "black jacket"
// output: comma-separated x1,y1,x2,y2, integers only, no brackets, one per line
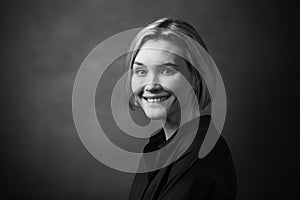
129,116,237,200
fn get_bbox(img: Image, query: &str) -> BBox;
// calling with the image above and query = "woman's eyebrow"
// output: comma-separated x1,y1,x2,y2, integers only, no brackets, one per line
133,61,178,69
133,61,145,66
158,62,178,68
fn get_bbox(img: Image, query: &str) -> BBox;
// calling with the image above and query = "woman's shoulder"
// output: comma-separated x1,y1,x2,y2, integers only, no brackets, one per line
177,136,237,199
191,135,236,174
188,135,237,191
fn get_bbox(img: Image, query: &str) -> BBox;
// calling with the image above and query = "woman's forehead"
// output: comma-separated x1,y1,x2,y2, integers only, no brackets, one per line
134,39,187,66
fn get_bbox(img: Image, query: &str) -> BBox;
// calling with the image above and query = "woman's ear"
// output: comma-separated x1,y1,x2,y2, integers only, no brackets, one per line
128,93,139,110
134,96,140,106
191,73,200,94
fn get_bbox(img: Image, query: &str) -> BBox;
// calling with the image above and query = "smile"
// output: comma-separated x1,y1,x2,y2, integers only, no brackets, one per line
142,95,171,103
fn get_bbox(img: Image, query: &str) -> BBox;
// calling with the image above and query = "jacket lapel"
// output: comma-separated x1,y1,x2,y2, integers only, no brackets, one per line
135,116,211,200
155,116,211,196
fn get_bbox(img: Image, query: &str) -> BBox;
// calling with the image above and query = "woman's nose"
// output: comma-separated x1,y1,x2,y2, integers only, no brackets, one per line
144,83,162,93
144,72,162,93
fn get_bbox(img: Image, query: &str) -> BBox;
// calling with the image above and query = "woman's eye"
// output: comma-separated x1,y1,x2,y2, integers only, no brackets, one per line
134,69,147,76
161,68,175,75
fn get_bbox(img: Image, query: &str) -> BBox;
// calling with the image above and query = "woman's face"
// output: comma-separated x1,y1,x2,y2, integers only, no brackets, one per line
131,39,193,120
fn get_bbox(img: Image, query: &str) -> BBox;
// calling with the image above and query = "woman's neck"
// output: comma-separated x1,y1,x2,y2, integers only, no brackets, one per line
163,122,179,141
162,107,200,141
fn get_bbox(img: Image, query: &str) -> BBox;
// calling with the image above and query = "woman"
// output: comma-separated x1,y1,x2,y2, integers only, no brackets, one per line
127,18,237,200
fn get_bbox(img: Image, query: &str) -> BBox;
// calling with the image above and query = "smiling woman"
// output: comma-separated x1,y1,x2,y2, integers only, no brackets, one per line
126,18,237,200
131,39,197,139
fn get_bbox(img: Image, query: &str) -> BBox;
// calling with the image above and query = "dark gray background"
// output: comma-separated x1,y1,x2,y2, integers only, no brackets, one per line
1,0,295,199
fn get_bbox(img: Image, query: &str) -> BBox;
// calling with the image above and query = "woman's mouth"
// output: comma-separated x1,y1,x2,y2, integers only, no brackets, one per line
142,95,171,103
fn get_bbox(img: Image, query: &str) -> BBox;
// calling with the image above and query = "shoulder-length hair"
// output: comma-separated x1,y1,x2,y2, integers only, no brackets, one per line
125,17,211,114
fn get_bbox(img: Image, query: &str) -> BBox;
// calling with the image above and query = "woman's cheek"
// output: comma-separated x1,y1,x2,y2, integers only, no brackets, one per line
131,77,143,93
164,76,185,92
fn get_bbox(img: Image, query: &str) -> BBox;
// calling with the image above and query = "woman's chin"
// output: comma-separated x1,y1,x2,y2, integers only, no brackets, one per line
144,111,167,120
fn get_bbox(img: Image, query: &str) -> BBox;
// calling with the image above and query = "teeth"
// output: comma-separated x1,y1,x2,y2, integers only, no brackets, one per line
145,96,168,103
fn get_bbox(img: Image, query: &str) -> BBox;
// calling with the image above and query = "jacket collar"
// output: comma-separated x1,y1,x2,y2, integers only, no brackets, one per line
141,115,211,175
